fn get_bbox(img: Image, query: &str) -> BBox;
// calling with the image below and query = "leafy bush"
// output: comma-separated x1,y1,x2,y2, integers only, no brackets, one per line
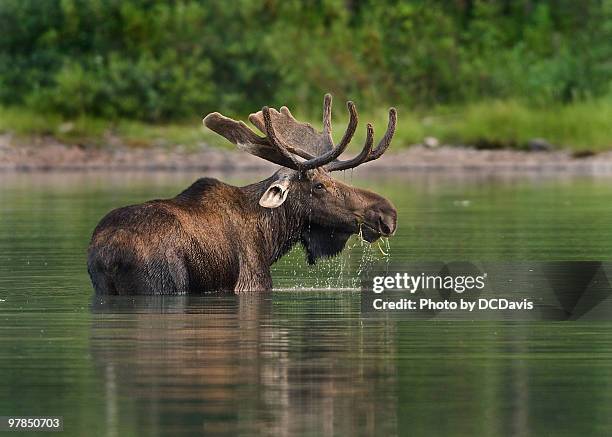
0,0,610,121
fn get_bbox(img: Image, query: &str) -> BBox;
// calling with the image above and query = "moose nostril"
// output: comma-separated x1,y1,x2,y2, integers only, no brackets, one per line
378,216,393,235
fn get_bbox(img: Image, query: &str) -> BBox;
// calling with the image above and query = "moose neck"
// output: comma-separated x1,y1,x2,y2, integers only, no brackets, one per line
241,176,306,264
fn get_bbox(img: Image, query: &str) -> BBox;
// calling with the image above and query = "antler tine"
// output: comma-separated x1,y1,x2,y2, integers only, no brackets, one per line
263,106,339,171
365,107,397,162
322,93,333,147
297,136,353,170
262,106,303,170
270,97,356,171
326,107,396,172
294,95,357,170
325,123,374,172
277,100,357,158
336,100,358,152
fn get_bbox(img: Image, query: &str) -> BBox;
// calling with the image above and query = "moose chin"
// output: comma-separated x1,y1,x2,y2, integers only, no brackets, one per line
87,94,398,293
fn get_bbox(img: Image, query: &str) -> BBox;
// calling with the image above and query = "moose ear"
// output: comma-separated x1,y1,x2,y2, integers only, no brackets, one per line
259,179,290,208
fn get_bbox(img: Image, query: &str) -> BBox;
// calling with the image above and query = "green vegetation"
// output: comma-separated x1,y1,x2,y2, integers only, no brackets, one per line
0,0,611,150
417,99,612,152
0,105,224,150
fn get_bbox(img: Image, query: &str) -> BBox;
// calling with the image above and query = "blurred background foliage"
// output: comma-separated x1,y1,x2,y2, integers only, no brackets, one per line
1,0,610,122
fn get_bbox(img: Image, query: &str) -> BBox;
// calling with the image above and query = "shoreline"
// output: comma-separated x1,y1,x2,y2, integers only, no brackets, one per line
3,134,612,174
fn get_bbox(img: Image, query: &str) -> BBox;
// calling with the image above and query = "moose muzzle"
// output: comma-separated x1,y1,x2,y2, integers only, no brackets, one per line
362,202,397,242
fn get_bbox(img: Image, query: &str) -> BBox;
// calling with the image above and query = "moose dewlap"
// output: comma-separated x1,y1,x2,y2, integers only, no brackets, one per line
87,94,398,293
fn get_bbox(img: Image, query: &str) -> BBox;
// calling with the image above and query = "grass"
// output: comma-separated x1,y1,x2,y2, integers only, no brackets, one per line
424,99,612,152
0,106,228,151
1,99,611,153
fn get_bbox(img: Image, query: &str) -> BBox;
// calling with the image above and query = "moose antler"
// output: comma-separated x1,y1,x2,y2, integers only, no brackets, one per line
203,94,396,172
325,107,397,171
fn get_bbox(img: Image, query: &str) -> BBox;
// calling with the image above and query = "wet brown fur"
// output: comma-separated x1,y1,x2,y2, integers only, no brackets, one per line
88,169,396,294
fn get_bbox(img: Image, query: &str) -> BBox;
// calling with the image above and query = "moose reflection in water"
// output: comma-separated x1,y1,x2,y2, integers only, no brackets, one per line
89,294,399,436
87,94,397,293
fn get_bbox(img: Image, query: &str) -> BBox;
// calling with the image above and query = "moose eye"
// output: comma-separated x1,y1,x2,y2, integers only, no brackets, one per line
313,182,325,191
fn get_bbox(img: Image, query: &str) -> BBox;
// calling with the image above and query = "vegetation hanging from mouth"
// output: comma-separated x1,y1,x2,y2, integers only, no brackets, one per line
377,238,390,256
356,223,390,256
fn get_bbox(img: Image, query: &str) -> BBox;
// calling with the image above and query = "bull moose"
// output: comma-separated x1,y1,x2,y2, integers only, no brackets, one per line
87,94,398,293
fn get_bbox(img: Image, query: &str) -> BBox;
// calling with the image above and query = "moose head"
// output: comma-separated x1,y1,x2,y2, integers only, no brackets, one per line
204,94,398,264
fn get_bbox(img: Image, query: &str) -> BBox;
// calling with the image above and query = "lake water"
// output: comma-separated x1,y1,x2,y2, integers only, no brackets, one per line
1,171,611,436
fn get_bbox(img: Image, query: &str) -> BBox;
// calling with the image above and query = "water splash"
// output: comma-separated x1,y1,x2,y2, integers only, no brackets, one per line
278,180,392,290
